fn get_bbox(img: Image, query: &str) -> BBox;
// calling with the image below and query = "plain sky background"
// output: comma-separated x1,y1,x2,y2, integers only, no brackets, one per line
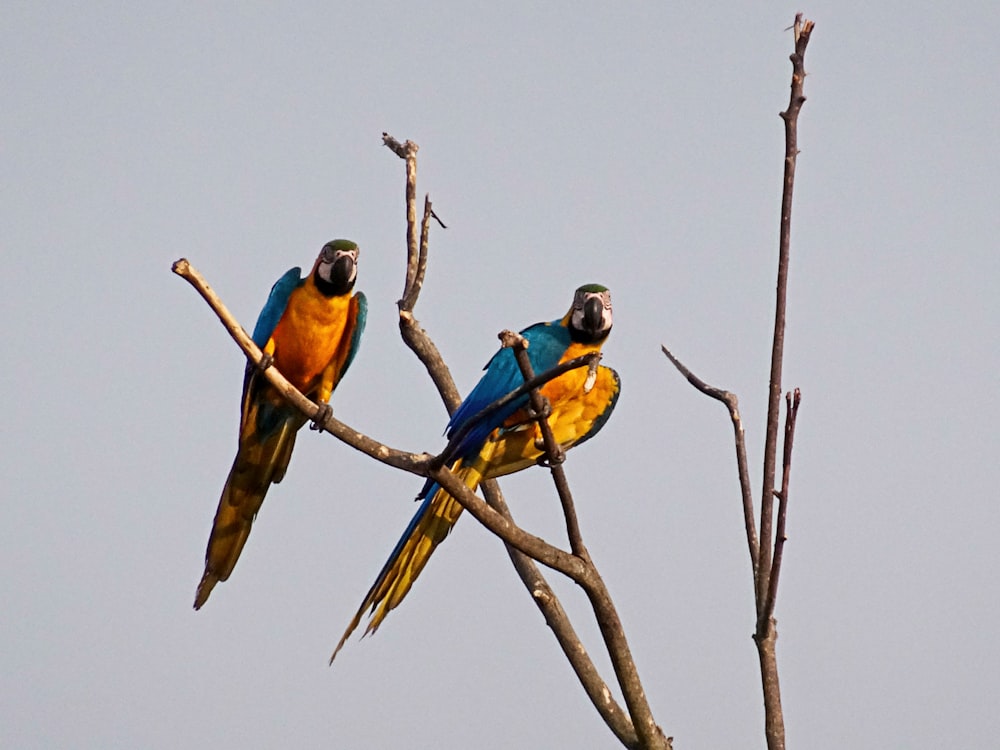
3,3,998,748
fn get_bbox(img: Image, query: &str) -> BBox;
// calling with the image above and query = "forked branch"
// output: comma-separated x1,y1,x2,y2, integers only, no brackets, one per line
660,16,813,750
502,330,668,750
759,388,801,634
382,132,461,410
379,135,667,748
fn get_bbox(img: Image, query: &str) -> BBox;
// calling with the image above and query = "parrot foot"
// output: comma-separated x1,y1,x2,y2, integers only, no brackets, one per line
310,402,333,432
526,401,552,421
534,442,566,467
257,352,274,371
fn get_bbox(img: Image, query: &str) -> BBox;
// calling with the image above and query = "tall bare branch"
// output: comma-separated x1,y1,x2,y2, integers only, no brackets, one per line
661,16,813,750
758,14,813,616
753,18,813,750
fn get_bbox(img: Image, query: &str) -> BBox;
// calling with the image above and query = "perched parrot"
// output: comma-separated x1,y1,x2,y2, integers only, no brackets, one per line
331,283,619,659
194,239,367,610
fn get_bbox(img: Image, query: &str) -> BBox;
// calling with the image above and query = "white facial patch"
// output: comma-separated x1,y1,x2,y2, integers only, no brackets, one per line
318,250,358,285
571,290,613,333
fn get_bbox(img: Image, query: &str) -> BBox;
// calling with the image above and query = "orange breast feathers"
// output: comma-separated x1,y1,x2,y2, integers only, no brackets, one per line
479,341,619,478
266,279,354,400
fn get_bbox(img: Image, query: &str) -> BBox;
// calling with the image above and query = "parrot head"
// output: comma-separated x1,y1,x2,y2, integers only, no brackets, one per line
566,283,613,344
314,239,360,296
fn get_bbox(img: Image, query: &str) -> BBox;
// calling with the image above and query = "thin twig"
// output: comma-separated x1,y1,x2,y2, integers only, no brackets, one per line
502,331,587,558
759,389,800,634
380,132,410,159
400,194,437,312
403,194,433,310
661,344,759,570
759,12,813,608
402,143,418,301
382,132,420,310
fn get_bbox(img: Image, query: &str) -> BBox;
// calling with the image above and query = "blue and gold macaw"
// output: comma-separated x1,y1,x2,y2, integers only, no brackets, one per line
331,284,619,659
194,240,367,609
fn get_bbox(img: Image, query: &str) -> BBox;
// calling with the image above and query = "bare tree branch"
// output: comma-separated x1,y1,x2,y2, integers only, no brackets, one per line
378,134,668,749
661,17,813,750
758,13,813,609
754,16,813,750
382,132,462,411
501,330,587,559
398,309,463,411
577,564,670,750
380,132,411,160
660,344,759,569
382,132,421,306
410,194,433,308
759,388,800,633
427,465,588,578
502,330,668,750
177,244,607,727
481,479,641,749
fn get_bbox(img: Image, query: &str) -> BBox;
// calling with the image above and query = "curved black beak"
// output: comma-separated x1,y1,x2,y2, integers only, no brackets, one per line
331,252,356,283
583,295,604,334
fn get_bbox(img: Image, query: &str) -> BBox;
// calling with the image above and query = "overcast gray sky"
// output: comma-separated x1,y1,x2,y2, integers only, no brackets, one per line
3,2,998,748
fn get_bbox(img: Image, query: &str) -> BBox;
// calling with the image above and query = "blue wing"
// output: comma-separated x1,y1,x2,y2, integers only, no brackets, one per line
445,320,573,460
250,267,303,348
336,291,367,387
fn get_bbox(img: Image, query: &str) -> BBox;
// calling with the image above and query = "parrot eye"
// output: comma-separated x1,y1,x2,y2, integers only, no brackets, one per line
573,289,612,312
573,288,611,310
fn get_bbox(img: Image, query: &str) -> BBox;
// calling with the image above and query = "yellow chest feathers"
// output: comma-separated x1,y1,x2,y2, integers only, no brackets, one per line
269,282,352,391
537,340,607,405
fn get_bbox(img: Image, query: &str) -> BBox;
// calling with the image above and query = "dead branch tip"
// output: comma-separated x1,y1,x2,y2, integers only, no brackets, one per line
499,329,526,349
